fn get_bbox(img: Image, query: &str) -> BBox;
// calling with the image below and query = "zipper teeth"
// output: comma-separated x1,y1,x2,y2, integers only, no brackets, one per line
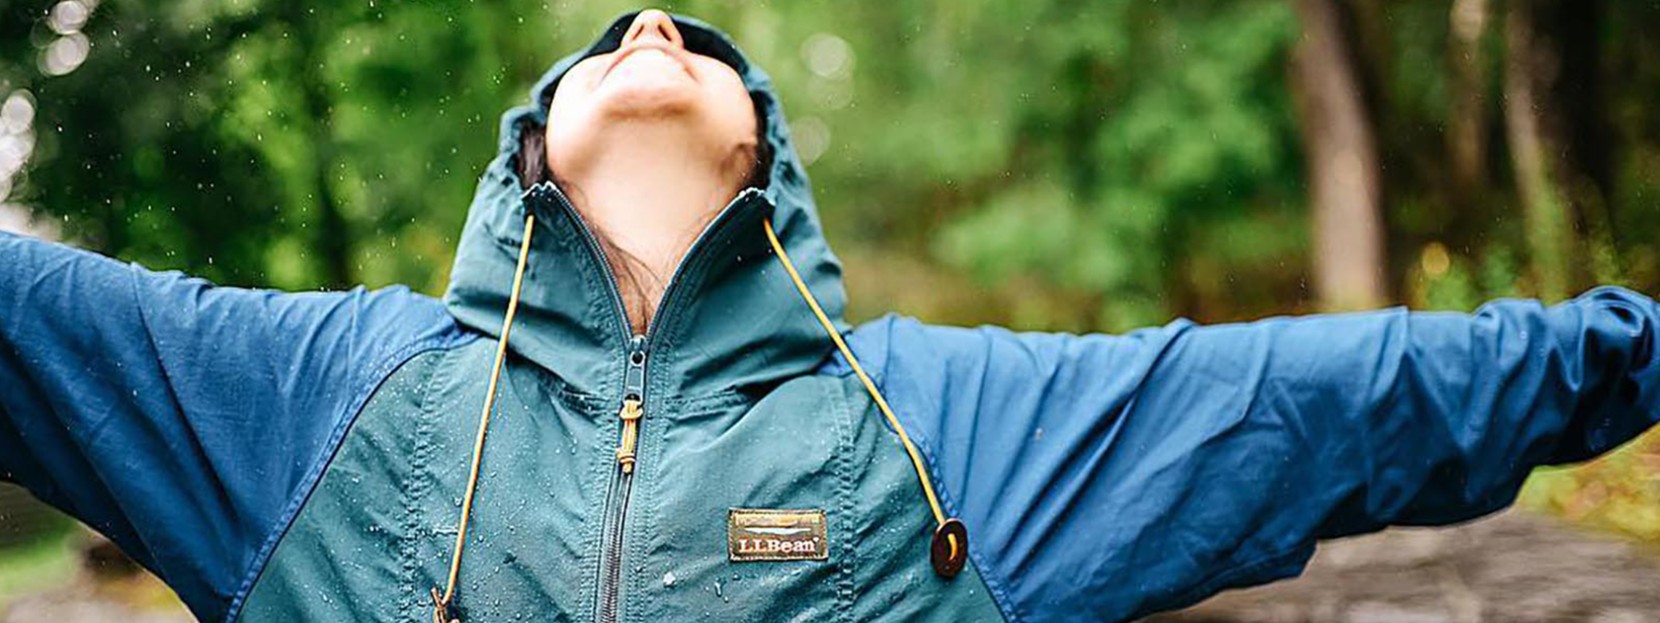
599,477,632,623
596,474,624,623
535,182,632,345
598,338,645,623
640,187,763,352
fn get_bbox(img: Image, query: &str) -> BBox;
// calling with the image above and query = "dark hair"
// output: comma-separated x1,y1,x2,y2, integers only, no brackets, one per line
513,95,774,328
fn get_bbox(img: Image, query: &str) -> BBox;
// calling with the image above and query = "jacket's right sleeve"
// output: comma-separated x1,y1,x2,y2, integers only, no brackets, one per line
841,287,1660,623
0,231,471,621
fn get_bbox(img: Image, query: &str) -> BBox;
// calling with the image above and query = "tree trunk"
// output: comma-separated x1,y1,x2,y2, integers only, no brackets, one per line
1502,0,1608,300
1290,0,1388,310
1447,0,1491,203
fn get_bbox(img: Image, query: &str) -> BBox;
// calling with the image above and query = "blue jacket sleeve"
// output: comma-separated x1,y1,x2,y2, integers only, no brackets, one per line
843,286,1660,623
0,232,469,621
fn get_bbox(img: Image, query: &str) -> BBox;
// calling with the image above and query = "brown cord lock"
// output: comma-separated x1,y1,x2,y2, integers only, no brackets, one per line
930,518,969,578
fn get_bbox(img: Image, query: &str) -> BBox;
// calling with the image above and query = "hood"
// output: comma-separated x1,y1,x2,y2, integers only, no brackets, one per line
444,11,848,402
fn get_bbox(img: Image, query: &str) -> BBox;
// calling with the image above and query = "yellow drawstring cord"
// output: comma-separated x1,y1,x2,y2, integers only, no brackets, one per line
432,214,535,623
762,217,966,577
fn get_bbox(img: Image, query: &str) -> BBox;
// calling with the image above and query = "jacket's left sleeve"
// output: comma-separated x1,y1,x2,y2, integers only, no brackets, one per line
0,232,469,620
842,286,1660,623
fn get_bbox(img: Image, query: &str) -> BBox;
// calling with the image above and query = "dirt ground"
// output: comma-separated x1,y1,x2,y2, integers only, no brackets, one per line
1,572,190,623
3,511,1657,622
1148,511,1660,623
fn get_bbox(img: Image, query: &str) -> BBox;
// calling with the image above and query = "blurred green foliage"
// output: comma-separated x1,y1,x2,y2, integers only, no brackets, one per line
1,0,1310,327
1,0,1658,543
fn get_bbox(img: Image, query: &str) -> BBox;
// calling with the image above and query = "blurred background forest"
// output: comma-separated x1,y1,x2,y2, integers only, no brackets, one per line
2,0,1660,619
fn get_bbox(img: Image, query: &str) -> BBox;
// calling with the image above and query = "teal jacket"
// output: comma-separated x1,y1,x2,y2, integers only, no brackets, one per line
5,12,1660,623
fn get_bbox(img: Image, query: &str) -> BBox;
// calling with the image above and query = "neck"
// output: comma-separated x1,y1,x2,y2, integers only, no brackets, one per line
555,122,752,335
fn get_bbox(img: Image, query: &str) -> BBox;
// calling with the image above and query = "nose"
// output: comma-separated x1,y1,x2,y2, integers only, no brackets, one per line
622,10,684,49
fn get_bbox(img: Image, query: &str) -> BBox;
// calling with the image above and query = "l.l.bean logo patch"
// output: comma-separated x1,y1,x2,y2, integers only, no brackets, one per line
728,508,829,562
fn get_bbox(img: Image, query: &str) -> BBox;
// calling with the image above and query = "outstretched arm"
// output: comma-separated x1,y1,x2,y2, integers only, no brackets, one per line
843,287,1660,623
0,231,469,620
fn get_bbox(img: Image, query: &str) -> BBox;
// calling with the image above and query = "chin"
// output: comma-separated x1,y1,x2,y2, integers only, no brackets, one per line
595,79,702,121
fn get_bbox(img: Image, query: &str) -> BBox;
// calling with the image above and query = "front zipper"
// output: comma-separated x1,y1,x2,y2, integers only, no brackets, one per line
529,182,765,623
596,334,648,623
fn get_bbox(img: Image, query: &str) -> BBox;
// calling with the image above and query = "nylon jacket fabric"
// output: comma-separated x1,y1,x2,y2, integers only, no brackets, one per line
4,10,1660,623
840,289,1660,621
0,232,467,619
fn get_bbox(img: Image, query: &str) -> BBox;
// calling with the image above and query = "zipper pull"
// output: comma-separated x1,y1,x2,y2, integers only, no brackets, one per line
615,398,643,473
616,335,648,473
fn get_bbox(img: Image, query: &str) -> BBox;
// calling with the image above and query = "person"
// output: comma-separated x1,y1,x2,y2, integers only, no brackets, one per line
2,9,1658,623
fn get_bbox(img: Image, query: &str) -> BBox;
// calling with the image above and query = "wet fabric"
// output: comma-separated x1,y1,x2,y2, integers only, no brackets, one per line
0,232,467,617
4,10,1660,623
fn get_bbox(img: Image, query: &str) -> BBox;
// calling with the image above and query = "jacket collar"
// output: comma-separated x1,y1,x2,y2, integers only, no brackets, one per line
443,12,848,402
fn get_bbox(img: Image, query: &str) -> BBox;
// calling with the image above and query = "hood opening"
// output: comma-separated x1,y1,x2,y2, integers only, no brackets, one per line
444,10,849,400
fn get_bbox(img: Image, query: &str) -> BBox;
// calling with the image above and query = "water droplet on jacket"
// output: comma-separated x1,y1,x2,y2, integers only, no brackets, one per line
662,571,676,587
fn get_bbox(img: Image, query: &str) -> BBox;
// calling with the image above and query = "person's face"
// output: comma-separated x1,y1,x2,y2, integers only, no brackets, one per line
545,10,757,174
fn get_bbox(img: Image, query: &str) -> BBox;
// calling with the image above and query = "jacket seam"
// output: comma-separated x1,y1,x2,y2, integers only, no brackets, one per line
398,347,447,614
827,377,858,623
220,332,474,623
